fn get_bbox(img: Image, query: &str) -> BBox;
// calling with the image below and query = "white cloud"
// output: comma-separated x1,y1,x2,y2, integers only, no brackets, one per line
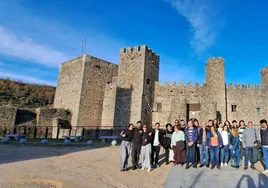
0,71,56,86
166,0,225,55
0,26,71,68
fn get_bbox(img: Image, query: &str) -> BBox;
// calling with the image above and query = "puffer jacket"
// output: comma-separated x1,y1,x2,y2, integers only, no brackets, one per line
260,128,268,146
253,140,263,163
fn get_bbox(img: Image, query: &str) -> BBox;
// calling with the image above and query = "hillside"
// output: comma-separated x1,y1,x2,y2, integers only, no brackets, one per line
0,78,56,108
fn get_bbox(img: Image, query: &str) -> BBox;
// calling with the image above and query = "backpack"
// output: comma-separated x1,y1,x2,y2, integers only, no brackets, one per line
230,150,238,167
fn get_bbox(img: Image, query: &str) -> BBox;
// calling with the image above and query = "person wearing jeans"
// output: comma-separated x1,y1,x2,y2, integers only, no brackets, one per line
242,121,258,170
220,125,230,167
260,119,268,174
230,128,241,168
185,119,198,169
206,126,223,169
198,121,209,168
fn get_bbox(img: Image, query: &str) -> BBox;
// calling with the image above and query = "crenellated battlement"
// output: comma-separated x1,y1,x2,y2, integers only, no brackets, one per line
227,83,261,90
207,57,224,64
261,66,268,73
155,81,202,89
120,45,159,61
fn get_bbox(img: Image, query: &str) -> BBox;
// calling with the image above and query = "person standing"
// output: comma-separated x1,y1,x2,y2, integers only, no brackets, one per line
206,126,223,169
185,119,198,169
260,119,268,174
180,119,187,132
162,123,173,165
242,121,258,170
131,121,143,170
141,124,153,172
230,128,241,168
120,124,134,171
239,120,246,161
151,123,162,168
198,121,209,168
220,125,230,167
171,125,186,166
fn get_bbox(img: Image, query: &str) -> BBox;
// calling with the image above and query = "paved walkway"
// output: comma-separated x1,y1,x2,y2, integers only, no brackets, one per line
164,165,268,188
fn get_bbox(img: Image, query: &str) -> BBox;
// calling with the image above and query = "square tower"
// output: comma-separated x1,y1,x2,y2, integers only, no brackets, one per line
114,45,159,127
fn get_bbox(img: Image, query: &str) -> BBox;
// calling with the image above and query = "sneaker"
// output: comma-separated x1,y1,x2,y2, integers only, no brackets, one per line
132,166,137,170
192,164,197,168
210,165,215,169
156,164,160,168
206,164,210,168
221,162,223,166
199,164,205,168
147,168,151,172
250,166,256,170
185,164,190,169
217,166,221,169
141,167,145,170
263,170,268,174
244,167,248,170
224,163,227,167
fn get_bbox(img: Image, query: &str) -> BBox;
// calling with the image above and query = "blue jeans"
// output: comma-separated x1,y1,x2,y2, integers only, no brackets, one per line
186,143,196,165
199,143,209,165
210,146,220,166
220,145,229,163
230,147,241,167
244,147,254,167
262,146,268,170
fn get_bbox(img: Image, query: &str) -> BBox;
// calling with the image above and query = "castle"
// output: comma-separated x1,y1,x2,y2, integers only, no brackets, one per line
53,45,268,127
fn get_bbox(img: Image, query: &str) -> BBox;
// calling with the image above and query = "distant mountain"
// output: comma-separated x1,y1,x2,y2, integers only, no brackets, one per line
0,78,56,108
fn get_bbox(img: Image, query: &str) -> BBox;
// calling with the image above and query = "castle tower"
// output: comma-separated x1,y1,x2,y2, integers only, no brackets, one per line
205,57,226,121
114,45,160,127
54,54,118,127
261,67,268,90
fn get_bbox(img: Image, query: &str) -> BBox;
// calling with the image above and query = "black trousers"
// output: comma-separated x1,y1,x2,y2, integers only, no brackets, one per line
151,145,161,165
131,144,141,166
165,148,170,163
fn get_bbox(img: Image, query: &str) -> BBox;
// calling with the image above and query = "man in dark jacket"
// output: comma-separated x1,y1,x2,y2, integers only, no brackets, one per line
151,122,163,167
260,119,268,174
185,119,198,169
198,121,209,168
120,124,134,171
131,121,143,170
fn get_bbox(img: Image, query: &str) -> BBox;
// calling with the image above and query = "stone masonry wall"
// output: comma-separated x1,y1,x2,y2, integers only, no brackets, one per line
78,55,118,127
36,108,69,127
0,106,17,128
226,84,268,124
141,47,160,127
101,77,117,127
152,82,217,126
53,56,85,126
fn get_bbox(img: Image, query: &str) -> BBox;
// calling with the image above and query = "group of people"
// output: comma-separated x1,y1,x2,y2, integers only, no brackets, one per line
119,119,268,174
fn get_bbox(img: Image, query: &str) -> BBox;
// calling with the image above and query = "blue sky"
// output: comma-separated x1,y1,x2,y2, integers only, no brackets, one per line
0,0,268,86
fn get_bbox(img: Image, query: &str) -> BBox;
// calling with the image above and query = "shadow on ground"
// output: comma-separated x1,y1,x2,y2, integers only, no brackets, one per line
0,139,115,165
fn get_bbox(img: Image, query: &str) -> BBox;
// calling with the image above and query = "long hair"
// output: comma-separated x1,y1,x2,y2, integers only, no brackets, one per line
222,124,230,133
210,125,217,135
231,128,239,137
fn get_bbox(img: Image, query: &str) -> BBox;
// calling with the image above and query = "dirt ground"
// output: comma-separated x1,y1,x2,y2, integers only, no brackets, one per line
0,144,170,188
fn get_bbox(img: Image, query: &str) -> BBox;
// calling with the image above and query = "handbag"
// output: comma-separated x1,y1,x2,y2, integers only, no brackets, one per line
254,129,262,149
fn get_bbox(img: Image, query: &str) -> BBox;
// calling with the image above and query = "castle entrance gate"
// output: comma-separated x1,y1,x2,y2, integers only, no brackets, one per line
187,103,201,121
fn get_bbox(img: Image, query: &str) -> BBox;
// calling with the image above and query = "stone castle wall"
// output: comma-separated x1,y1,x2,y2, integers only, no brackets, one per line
101,77,117,127
78,55,118,127
36,108,69,127
0,106,17,128
226,84,267,124
53,56,85,126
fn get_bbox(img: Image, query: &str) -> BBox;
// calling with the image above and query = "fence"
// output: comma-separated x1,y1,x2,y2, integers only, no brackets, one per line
0,126,124,139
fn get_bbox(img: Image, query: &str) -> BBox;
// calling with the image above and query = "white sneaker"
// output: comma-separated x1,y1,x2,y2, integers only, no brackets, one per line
147,168,151,172
221,163,223,166
156,164,159,168
141,167,145,170
263,170,268,174
224,163,227,167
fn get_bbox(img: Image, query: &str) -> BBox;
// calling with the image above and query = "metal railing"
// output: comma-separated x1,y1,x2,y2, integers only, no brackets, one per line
0,126,124,139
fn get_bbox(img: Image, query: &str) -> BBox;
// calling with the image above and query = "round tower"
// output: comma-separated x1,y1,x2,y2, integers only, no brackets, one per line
261,67,268,90
205,57,226,121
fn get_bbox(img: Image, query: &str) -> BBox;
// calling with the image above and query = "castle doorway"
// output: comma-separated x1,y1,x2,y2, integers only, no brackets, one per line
187,103,201,121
